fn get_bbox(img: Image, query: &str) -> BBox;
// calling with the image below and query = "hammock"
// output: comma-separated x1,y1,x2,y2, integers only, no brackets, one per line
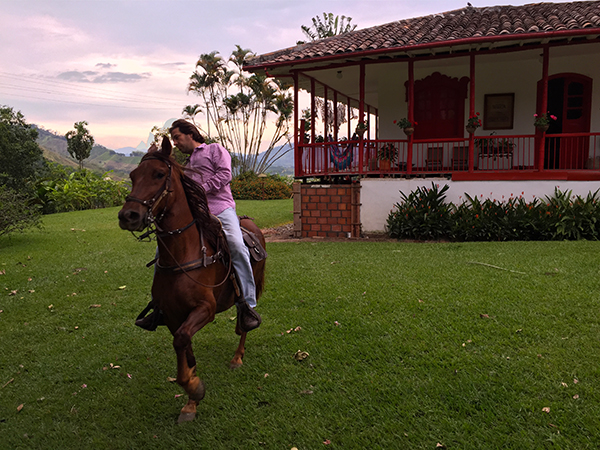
329,135,356,171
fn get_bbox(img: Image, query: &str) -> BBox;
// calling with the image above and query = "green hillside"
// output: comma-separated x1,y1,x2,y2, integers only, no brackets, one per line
36,127,141,180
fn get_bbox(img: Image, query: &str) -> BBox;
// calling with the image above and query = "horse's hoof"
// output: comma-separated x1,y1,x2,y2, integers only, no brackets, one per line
229,360,243,370
177,412,196,423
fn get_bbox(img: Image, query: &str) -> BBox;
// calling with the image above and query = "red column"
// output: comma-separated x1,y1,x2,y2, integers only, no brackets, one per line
469,53,475,173
537,46,549,172
294,72,300,177
406,60,414,174
359,63,365,174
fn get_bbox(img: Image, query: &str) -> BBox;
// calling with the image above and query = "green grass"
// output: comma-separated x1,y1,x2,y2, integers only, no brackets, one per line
1,203,600,449
236,198,293,229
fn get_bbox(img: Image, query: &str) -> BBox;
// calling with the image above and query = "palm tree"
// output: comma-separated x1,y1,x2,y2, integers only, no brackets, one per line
298,13,357,44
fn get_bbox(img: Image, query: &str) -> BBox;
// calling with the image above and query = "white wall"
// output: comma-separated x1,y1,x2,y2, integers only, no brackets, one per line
372,43,600,141
361,178,600,232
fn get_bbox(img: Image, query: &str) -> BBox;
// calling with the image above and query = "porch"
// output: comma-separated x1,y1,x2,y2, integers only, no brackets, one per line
297,132,600,181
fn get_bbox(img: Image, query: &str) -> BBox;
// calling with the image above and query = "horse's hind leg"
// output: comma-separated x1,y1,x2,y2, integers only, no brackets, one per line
172,304,215,423
230,327,247,369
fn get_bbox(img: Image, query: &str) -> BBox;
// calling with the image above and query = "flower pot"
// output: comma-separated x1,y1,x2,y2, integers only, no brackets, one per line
466,124,477,134
403,127,414,136
379,160,391,171
536,124,549,132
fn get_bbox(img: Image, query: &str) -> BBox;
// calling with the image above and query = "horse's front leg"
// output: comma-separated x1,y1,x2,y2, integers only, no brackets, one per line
173,302,215,423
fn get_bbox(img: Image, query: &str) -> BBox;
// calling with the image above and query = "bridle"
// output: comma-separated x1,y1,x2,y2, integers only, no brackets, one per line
125,155,231,288
125,156,174,240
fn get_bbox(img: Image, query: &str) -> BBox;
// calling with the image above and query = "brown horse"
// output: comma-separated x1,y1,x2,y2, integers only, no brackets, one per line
117,138,266,423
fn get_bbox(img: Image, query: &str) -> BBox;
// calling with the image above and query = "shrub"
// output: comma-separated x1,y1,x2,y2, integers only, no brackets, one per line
387,185,600,242
386,183,452,240
36,167,129,213
231,172,292,200
0,185,41,237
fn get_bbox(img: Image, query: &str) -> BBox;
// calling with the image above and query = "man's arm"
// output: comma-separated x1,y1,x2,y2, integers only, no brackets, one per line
202,143,232,194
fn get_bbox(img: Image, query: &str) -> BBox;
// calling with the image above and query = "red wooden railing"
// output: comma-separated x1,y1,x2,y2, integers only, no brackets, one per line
296,133,600,178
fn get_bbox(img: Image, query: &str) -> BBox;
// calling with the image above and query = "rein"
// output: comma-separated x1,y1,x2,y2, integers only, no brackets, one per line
128,155,232,288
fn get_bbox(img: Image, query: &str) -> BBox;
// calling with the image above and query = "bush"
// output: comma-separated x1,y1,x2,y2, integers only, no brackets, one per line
386,183,600,241
0,185,41,237
36,167,129,213
231,172,292,200
386,183,452,240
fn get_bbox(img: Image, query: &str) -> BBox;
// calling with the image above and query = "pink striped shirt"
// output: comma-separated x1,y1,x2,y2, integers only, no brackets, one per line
187,143,235,216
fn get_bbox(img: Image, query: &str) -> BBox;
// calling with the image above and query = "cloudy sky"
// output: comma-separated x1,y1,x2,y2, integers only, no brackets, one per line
1,0,573,151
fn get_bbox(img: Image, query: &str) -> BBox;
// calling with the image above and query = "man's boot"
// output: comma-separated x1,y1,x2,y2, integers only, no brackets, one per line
135,301,165,331
236,301,262,332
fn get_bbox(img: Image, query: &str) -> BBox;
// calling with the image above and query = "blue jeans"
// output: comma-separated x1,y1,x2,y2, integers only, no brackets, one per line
217,207,257,308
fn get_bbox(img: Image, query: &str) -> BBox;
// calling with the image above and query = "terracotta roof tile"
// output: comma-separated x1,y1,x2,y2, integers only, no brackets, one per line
246,1,600,68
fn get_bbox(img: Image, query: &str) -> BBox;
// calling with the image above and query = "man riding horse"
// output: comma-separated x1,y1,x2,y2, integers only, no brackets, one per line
136,119,261,333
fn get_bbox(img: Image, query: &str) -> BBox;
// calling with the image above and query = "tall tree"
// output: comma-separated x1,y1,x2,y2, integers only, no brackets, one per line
182,104,203,128
298,13,357,44
0,106,44,193
65,121,94,170
187,46,293,175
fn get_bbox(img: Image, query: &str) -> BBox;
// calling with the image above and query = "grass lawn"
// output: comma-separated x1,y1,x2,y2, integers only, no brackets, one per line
1,201,600,449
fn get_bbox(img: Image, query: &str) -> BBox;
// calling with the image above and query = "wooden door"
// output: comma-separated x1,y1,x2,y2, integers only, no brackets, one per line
539,74,592,169
411,72,469,140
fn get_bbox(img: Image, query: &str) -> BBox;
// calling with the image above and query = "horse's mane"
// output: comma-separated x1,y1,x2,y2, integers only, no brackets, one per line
142,152,222,249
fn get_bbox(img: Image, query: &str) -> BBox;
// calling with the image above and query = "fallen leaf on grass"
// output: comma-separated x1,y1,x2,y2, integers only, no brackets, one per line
574,378,579,384
174,394,183,398
293,350,309,361
542,407,551,413
573,394,579,399
300,390,313,395
17,404,24,412
2,378,14,389
436,444,447,449
561,382,568,388
89,304,101,308
8,290,17,296
0,270,5,275
166,377,177,383
479,313,490,319
118,286,126,290
323,439,331,445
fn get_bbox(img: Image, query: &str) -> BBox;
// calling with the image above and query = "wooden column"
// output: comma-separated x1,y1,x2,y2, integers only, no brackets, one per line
406,59,414,174
537,46,550,172
469,53,476,173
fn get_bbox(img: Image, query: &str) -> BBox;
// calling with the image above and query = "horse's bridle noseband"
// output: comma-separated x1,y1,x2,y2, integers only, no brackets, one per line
125,156,173,239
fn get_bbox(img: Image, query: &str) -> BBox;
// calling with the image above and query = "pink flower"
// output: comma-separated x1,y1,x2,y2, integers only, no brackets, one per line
550,115,557,120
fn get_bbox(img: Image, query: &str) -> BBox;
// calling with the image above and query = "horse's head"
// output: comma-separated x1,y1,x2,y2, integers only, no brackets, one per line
118,137,175,231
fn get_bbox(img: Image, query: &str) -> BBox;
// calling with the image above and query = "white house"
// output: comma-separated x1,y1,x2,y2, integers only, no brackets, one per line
245,1,600,236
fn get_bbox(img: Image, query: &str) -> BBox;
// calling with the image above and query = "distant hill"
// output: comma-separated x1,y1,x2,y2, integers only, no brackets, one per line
35,127,295,178
35,127,141,180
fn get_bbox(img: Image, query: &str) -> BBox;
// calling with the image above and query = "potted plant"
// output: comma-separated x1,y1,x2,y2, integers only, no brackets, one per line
466,112,482,134
533,112,557,132
394,118,417,136
355,121,368,137
377,143,398,170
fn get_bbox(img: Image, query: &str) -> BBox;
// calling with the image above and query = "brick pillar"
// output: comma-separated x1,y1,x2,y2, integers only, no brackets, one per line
293,182,302,238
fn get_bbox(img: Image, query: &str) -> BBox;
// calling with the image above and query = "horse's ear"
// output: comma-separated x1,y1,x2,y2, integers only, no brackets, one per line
160,137,172,156
148,143,158,153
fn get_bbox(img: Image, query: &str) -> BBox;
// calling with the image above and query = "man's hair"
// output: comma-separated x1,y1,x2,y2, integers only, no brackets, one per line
169,119,205,144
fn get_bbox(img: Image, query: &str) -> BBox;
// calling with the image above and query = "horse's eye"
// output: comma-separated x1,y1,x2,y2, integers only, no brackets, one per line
155,172,166,179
